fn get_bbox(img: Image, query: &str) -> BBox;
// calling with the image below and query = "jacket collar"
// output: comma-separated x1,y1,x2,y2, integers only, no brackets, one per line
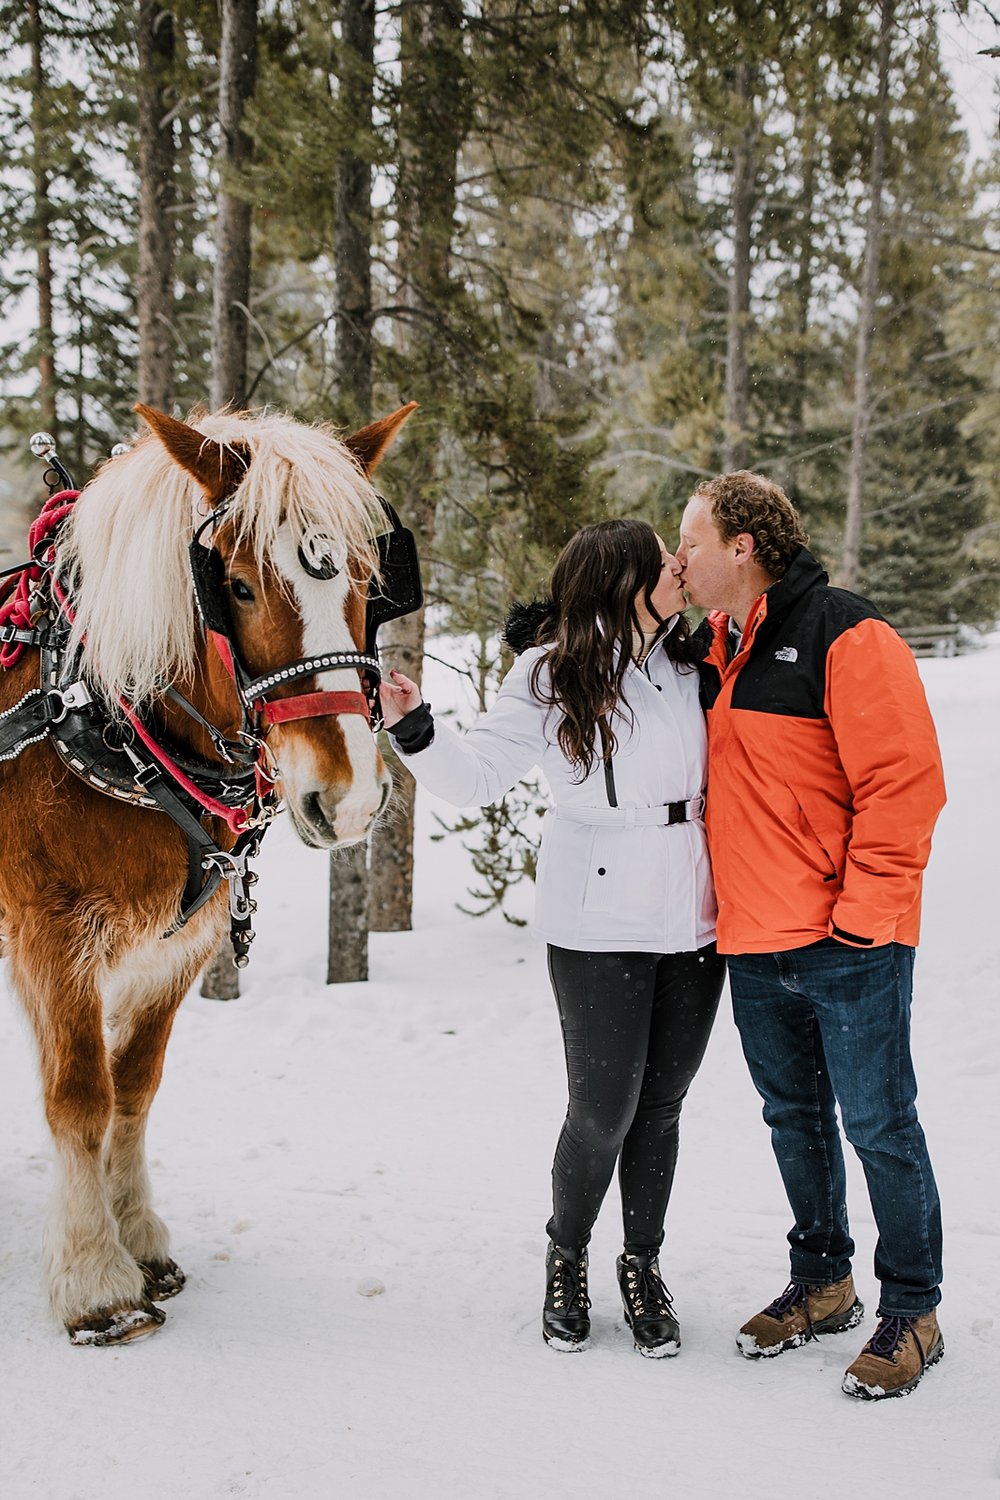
701,547,826,671
758,547,827,626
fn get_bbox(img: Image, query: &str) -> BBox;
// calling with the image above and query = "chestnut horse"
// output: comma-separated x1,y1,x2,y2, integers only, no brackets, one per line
0,401,415,1345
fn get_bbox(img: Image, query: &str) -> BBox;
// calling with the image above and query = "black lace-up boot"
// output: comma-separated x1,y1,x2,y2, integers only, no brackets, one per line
542,1243,591,1351
617,1251,681,1357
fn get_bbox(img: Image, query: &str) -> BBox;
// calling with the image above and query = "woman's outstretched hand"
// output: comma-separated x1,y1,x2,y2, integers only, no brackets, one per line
379,668,423,729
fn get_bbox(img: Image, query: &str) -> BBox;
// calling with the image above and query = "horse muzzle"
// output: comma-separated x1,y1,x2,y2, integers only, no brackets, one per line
288,772,390,848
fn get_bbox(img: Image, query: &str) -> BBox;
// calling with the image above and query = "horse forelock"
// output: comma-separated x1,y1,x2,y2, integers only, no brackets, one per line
58,409,387,708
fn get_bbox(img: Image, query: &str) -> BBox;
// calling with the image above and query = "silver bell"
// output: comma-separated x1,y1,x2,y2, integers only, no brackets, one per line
110,442,131,458
234,953,250,970
29,432,57,460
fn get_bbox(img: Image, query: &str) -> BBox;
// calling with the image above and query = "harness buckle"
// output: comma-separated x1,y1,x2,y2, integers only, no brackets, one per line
59,680,93,713
45,680,93,724
239,729,280,786
202,846,259,919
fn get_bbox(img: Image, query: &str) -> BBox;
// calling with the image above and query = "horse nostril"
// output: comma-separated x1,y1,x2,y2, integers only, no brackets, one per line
301,791,331,836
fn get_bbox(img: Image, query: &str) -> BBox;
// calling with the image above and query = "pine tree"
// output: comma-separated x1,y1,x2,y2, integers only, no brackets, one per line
137,1,178,410
328,0,376,985
850,14,998,625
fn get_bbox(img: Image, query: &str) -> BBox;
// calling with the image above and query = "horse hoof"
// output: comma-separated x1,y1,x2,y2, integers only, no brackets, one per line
141,1258,186,1301
67,1301,166,1347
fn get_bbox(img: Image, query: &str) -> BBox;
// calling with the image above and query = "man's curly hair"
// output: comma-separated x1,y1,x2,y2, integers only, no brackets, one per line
692,470,808,579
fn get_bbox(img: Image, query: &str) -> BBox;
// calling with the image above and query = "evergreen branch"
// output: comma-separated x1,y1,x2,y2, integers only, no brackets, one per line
422,650,483,682
890,222,1000,258
244,313,336,403
605,447,715,477
769,395,980,468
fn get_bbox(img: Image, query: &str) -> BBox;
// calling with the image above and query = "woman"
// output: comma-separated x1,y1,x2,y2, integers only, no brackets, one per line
380,519,724,1357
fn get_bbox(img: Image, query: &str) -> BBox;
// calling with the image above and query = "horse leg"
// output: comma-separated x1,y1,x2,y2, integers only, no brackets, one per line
104,933,214,1303
9,916,165,1346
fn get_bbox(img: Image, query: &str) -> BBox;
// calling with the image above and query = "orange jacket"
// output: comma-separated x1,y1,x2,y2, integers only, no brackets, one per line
693,549,946,955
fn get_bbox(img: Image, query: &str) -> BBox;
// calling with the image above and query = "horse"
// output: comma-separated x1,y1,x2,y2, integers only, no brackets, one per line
0,400,418,1345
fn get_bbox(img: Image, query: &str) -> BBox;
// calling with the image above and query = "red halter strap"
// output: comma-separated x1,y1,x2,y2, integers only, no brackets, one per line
261,690,371,725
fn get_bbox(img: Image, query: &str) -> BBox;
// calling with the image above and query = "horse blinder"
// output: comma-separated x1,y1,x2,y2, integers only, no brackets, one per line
187,499,423,733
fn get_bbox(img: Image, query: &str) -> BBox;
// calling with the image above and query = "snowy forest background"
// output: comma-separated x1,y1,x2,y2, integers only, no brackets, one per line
1,0,998,967
1,9,1000,1494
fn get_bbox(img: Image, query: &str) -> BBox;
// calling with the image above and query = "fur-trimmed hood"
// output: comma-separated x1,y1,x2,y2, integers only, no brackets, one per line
502,598,555,655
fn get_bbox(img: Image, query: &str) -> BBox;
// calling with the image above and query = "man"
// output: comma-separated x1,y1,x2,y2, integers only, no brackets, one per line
676,470,946,1401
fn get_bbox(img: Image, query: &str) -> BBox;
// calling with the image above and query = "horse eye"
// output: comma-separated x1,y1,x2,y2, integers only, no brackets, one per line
229,577,256,604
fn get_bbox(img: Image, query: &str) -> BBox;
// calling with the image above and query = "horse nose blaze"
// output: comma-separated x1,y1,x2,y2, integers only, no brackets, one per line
279,719,389,848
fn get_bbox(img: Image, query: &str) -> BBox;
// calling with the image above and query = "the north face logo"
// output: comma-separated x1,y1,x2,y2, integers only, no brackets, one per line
774,646,798,662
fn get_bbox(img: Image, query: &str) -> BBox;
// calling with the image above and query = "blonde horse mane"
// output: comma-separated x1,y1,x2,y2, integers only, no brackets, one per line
58,409,387,707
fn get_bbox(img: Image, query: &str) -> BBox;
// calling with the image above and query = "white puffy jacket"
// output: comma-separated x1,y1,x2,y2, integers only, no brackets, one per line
391,636,717,955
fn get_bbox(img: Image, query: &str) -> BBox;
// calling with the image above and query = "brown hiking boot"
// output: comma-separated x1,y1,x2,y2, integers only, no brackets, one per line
842,1312,944,1400
737,1275,864,1359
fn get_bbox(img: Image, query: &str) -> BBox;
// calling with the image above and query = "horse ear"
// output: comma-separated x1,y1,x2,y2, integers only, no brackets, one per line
344,402,418,476
134,404,248,504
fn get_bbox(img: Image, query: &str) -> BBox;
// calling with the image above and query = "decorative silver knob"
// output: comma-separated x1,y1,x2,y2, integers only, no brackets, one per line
29,432,57,460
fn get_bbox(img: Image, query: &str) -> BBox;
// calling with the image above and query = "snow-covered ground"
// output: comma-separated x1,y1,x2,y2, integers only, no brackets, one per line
1,638,998,1500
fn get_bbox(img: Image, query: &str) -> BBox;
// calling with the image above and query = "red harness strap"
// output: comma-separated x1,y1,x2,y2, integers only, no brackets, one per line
119,706,251,834
0,490,79,668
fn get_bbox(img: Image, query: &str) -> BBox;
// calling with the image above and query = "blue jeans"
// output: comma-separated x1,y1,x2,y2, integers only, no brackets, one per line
728,939,942,1319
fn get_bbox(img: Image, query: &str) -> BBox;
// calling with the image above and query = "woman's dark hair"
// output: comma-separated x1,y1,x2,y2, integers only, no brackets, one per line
528,518,691,778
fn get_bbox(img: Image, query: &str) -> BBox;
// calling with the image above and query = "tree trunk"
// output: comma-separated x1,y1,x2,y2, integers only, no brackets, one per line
328,0,376,984
367,608,425,931
367,0,465,933
839,0,893,590
28,0,56,438
137,2,176,411
210,0,257,411
202,0,257,1000
200,939,240,1001
328,845,369,983
722,61,756,473
779,96,817,506
333,0,374,421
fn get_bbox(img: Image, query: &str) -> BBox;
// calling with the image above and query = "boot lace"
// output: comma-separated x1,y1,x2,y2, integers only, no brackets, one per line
549,1255,591,1314
865,1316,920,1364
622,1259,674,1317
763,1281,817,1335
764,1282,808,1318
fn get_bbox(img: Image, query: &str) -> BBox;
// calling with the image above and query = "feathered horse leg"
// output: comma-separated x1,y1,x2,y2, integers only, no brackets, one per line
104,925,220,1303
8,906,165,1345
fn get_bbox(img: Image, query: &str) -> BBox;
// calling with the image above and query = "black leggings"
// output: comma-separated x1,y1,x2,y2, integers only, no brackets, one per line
546,944,725,1257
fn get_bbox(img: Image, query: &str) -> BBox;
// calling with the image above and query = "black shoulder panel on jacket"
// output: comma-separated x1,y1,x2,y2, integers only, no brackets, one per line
730,581,889,719
503,598,555,656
